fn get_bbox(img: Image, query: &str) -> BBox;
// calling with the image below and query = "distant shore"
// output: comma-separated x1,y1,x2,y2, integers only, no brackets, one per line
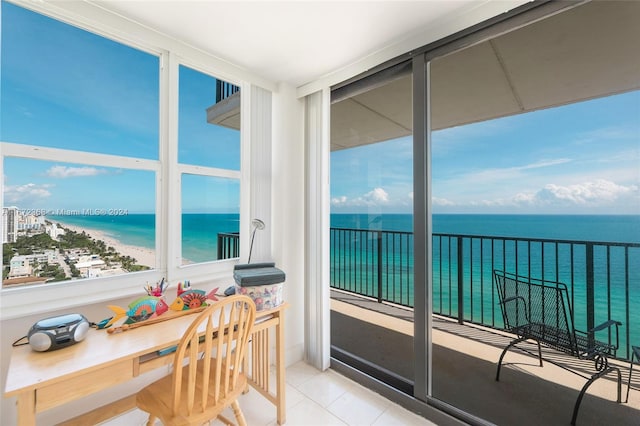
52,221,155,268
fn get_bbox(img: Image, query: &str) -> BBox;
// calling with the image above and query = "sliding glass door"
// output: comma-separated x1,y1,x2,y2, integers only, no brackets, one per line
427,2,640,424
328,2,639,425
329,62,416,393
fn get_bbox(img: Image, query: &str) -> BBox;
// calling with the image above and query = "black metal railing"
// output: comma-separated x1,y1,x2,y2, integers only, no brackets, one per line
330,228,640,362
216,80,240,103
217,232,239,259
330,228,414,306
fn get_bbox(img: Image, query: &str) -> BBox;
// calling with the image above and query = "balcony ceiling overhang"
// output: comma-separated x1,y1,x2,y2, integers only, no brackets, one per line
332,1,640,151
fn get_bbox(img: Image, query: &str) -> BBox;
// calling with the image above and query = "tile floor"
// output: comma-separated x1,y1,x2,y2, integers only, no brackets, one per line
101,361,437,426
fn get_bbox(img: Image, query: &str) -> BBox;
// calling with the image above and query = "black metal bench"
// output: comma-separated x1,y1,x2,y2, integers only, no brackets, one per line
493,270,623,425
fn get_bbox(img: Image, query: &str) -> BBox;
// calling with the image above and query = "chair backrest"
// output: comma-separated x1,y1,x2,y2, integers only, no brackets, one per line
170,295,256,418
494,270,575,344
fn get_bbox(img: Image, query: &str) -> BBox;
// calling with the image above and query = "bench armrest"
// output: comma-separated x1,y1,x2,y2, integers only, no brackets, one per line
576,319,622,353
590,319,622,333
499,295,531,325
500,295,524,305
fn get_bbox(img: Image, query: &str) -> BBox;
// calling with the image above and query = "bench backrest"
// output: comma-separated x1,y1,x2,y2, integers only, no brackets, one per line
494,270,577,354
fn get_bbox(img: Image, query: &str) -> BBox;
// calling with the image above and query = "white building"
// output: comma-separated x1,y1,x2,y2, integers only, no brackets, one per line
7,250,58,278
45,223,65,240
75,255,106,278
17,213,44,232
8,256,32,278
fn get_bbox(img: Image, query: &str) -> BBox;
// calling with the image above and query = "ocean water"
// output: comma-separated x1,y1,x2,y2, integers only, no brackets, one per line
50,213,640,252
48,213,239,263
330,213,640,356
331,213,640,243
47,212,639,354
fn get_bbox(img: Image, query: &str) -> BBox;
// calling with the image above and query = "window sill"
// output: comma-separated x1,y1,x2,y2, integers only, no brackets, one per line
0,259,240,321
0,271,165,321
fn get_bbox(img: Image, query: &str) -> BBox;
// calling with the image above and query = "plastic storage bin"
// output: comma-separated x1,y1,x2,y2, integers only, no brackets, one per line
233,263,285,311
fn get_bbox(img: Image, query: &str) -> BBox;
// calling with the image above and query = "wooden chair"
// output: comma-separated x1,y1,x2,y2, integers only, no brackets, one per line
136,295,256,426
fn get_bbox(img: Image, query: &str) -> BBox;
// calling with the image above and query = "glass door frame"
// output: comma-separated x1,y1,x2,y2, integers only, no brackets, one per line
326,0,579,421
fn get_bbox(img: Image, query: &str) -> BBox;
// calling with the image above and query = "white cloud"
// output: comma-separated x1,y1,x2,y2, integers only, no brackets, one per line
433,197,455,206
46,165,108,178
517,158,572,171
573,126,638,146
331,187,390,207
489,158,572,177
334,180,638,214
527,179,637,206
445,158,573,189
3,183,52,204
364,188,389,203
433,179,639,213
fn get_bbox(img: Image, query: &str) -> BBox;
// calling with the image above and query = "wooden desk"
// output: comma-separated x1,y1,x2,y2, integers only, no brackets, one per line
4,303,287,425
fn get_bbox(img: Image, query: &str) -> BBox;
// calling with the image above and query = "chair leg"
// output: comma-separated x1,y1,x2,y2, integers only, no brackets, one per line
626,349,638,403
231,400,247,426
217,414,234,425
571,366,621,426
536,340,543,367
496,337,526,381
146,415,157,426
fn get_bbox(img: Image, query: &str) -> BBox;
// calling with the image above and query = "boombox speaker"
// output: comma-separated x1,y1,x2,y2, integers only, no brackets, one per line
28,313,90,352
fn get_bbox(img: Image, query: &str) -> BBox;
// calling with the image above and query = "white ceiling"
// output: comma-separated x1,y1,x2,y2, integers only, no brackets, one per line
91,0,483,87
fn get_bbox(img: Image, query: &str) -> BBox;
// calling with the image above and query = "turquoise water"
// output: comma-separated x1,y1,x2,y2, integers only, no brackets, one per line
48,213,239,263
47,212,639,355
331,214,640,357
50,213,640,251
331,213,640,243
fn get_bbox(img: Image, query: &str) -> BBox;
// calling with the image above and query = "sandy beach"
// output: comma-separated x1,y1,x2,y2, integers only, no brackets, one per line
53,221,156,268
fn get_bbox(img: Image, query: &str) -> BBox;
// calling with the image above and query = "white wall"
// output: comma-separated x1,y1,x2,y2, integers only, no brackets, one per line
271,83,306,365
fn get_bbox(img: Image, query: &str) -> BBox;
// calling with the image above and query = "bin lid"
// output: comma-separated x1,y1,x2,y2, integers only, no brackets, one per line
233,262,285,286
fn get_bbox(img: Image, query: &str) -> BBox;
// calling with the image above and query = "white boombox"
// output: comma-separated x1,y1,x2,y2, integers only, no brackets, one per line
28,313,90,352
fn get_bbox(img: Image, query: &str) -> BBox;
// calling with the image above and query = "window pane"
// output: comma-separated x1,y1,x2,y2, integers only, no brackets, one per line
428,2,640,422
2,157,156,287
179,65,240,169
181,174,240,265
330,70,414,389
1,2,159,159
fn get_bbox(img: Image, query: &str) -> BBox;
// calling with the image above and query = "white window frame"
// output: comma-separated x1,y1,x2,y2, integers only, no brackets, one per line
0,0,274,320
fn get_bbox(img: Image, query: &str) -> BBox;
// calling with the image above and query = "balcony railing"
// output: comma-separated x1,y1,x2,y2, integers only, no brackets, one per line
330,228,640,361
216,80,240,103
217,232,239,259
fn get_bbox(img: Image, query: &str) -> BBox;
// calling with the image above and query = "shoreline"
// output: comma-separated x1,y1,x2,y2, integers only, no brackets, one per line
52,221,155,268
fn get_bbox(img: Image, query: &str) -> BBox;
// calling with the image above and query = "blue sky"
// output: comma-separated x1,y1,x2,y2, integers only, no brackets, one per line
2,2,639,216
1,1,239,214
331,89,640,215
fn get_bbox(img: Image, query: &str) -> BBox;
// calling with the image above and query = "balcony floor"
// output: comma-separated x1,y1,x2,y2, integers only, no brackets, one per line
331,290,640,426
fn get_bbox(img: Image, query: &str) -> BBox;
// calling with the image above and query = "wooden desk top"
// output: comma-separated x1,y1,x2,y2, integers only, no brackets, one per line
4,311,194,397
4,303,287,397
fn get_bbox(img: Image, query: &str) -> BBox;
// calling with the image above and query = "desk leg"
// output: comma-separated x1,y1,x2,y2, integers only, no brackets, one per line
16,390,36,425
275,310,286,425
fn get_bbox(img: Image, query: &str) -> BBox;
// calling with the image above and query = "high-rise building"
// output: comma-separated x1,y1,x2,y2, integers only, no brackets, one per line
2,207,18,244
